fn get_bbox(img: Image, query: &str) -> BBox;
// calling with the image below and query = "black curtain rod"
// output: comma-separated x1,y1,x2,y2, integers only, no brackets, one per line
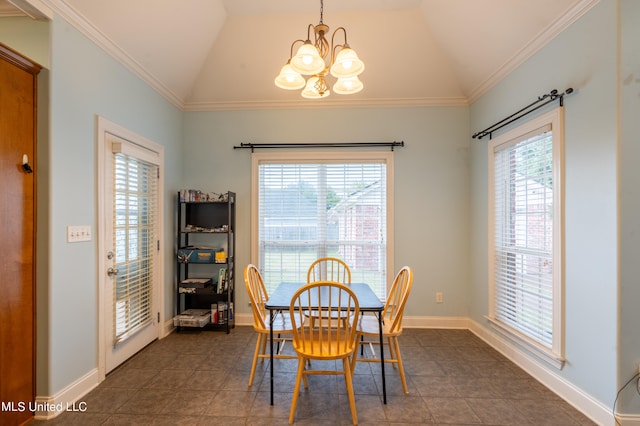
472,88,574,140
233,141,405,152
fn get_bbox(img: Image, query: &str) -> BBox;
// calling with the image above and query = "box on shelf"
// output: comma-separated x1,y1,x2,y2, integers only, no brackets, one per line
215,250,227,263
173,308,211,328
177,248,223,264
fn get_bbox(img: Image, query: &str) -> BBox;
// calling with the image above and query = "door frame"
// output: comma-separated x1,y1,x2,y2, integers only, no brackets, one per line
96,115,165,381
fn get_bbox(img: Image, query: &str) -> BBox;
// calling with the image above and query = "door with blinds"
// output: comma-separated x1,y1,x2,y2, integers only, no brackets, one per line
103,130,161,374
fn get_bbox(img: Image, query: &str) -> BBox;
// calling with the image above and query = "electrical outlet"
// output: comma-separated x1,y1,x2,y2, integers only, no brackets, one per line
436,292,444,303
67,225,92,243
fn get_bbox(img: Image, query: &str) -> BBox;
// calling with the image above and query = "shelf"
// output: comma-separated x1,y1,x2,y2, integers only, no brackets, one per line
179,286,230,296
176,190,235,334
181,201,230,204
180,230,230,234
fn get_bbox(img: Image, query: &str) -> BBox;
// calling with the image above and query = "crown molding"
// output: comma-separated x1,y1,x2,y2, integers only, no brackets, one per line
7,0,50,19
42,0,185,108
467,0,600,104
0,9,25,17
184,96,469,111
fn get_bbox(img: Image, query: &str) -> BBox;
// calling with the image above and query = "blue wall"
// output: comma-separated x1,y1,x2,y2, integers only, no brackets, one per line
44,16,183,395
469,0,619,414
619,0,640,416
183,107,472,321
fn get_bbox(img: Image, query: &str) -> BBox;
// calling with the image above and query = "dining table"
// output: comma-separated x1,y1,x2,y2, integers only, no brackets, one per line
265,282,387,405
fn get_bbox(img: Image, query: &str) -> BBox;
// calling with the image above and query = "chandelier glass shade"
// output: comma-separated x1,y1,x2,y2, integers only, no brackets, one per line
274,63,306,90
274,0,364,98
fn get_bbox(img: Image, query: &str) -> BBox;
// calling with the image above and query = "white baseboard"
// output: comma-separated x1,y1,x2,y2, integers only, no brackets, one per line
469,319,613,426
33,368,99,420
234,312,253,326
616,414,640,425
234,313,469,329
163,318,176,336
402,315,470,329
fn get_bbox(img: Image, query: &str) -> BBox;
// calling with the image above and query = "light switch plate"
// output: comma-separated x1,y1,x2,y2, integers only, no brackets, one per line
67,225,92,242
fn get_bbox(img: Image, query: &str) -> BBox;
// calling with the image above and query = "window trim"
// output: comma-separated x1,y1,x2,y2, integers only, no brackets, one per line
250,150,395,295
487,107,565,369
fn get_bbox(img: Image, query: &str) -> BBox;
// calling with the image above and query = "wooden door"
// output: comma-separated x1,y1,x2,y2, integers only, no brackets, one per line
0,43,41,426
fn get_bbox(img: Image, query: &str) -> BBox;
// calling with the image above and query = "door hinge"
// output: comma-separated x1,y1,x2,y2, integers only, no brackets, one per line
157,312,160,323
157,240,160,251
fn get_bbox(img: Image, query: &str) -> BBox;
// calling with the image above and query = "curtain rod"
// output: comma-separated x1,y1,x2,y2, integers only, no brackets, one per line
472,88,574,140
233,141,404,152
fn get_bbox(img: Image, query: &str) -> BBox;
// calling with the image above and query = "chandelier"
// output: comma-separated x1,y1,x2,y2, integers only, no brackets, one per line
274,0,365,99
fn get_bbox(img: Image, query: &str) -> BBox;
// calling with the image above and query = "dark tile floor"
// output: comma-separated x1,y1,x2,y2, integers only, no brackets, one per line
30,326,596,425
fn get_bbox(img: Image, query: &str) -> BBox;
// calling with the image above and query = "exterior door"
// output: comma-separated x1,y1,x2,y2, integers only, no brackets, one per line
99,121,163,375
0,44,40,426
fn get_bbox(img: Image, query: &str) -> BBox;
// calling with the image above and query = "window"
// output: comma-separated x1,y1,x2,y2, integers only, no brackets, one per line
488,108,564,367
252,151,393,299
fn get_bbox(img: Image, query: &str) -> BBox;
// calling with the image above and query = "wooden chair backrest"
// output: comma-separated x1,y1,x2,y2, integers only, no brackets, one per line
289,281,360,358
244,264,269,331
383,266,413,334
307,257,351,284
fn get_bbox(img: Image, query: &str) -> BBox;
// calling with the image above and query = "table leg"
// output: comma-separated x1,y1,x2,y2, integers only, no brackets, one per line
269,310,274,405
378,312,386,404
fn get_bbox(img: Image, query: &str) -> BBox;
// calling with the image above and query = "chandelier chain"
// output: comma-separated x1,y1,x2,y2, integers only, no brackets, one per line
320,0,324,24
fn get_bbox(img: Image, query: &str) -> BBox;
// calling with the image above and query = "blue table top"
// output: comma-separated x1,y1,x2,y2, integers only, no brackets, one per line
265,282,383,312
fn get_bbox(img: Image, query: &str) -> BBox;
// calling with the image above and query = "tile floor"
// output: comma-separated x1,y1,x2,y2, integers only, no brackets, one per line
30,326,596,425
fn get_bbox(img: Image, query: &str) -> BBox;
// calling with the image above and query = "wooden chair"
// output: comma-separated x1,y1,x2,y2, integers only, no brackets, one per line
288,281,360,425
244,264,296,387
307,257,351,283
350,266,413,394
307,257,352,328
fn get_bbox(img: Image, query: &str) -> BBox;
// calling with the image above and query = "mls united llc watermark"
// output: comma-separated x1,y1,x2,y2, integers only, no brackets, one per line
2,401,87,413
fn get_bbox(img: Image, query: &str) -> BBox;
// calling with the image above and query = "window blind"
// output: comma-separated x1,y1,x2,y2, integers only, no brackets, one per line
493,125,554,348
258,160,387,299
113,152,157,345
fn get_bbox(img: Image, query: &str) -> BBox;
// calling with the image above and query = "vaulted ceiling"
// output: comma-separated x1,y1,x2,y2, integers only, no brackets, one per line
2,0,595,110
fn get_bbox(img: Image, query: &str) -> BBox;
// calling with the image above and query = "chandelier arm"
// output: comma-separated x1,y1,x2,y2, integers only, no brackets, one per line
330,27,348,63
306,23,315,42
332,27,348,47
289,39,306,60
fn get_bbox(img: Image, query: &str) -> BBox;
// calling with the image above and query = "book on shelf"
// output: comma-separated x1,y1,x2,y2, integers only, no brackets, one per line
217,268,226,293
179,278,212,288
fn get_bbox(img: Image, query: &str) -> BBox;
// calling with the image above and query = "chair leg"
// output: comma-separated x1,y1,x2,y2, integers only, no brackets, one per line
248,333,263,387
392,336,408,394
387,336,397,369
350,333,360,375
289,356,306,424
301,358,309,389
256,332,267,362
342,358,358,425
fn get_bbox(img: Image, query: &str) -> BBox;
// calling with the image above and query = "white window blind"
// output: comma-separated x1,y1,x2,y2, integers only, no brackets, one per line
493,125,553,347
113,152,157,345
256,158,388,299
487,103,572,371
